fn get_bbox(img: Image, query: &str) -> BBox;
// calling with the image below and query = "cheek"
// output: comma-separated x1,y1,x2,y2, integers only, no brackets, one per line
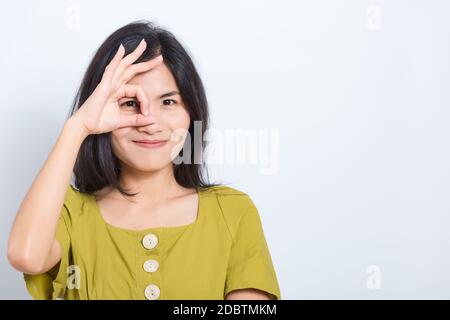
162,109,191,153
112,127,132,138
111,128,133,156
166,108,191,130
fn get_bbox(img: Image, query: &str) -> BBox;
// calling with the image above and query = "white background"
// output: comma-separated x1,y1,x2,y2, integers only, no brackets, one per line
1,0,449,299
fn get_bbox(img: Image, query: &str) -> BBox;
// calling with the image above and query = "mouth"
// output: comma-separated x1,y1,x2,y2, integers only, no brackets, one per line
132,140,168,149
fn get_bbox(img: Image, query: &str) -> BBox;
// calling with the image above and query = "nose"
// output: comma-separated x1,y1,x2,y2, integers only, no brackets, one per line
136,107,164,134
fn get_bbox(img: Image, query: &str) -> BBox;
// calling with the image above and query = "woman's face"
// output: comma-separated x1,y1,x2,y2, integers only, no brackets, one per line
111,62,190,173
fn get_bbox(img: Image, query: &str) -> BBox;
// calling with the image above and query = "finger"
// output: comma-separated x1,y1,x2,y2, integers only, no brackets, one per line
118,113,155,128
111,38,147,86
123,84,149,116
117,55,163,87
101,43,125,83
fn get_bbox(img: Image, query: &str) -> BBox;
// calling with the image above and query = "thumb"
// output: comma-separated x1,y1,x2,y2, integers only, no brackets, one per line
117,113,155,129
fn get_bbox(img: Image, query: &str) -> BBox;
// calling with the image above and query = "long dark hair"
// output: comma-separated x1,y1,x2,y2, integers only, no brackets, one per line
68,20,220,196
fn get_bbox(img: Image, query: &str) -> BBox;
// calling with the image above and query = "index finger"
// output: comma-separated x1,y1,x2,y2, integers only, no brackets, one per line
122,84,149,116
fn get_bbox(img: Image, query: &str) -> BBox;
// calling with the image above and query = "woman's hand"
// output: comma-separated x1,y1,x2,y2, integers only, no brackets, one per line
73,38,163,135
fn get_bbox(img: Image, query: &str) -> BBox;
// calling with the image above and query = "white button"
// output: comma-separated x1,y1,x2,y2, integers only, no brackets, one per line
143,259,159,273
142,233,158,249
144,284,160,300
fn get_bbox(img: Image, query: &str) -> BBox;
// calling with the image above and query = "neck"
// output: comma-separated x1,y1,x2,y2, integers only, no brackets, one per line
116,163,183,205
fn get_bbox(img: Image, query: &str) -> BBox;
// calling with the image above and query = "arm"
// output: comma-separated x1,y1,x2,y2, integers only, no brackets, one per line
8,39,163,275
225,288,272,300
7,116,88,274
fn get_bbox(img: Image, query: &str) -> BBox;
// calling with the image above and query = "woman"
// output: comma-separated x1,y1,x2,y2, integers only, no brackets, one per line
7,20,281,300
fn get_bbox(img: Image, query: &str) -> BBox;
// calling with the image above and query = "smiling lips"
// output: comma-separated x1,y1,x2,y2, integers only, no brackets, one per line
133,139,168,149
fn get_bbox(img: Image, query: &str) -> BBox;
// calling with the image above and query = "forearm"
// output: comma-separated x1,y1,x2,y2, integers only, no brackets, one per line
8,115,89,273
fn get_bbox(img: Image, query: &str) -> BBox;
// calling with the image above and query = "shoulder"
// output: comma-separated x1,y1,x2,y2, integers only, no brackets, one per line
201,185,255,211
200,185,260,239
201,184,250,197
64,184,86,206
61,184,91,221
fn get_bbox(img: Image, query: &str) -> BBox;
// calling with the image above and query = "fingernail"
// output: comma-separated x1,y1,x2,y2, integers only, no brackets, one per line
140,38,146,45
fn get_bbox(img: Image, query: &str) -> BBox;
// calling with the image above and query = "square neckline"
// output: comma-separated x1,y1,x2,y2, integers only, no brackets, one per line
88,187,203,234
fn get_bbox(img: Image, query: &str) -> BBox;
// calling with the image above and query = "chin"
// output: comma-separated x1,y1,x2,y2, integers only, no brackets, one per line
130,159,173,172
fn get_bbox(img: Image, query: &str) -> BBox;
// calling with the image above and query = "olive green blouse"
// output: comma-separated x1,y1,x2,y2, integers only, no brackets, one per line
23,184,281,300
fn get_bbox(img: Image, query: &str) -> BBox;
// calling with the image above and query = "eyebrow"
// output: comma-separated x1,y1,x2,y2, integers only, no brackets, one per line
159,90,180,99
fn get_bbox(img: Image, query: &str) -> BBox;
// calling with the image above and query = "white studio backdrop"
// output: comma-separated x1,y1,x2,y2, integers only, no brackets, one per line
1,0,449,299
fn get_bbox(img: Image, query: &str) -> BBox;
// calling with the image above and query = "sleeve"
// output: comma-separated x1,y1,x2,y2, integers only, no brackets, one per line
22,185,74,300
224,201,282,300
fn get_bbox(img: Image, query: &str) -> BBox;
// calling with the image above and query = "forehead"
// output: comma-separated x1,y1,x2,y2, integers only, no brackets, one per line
127,63,178,96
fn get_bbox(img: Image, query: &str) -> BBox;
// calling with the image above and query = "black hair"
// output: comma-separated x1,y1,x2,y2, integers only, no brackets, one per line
68,20,221,196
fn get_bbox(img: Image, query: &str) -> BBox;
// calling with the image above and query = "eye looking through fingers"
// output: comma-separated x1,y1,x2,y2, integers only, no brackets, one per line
120,99,140,109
